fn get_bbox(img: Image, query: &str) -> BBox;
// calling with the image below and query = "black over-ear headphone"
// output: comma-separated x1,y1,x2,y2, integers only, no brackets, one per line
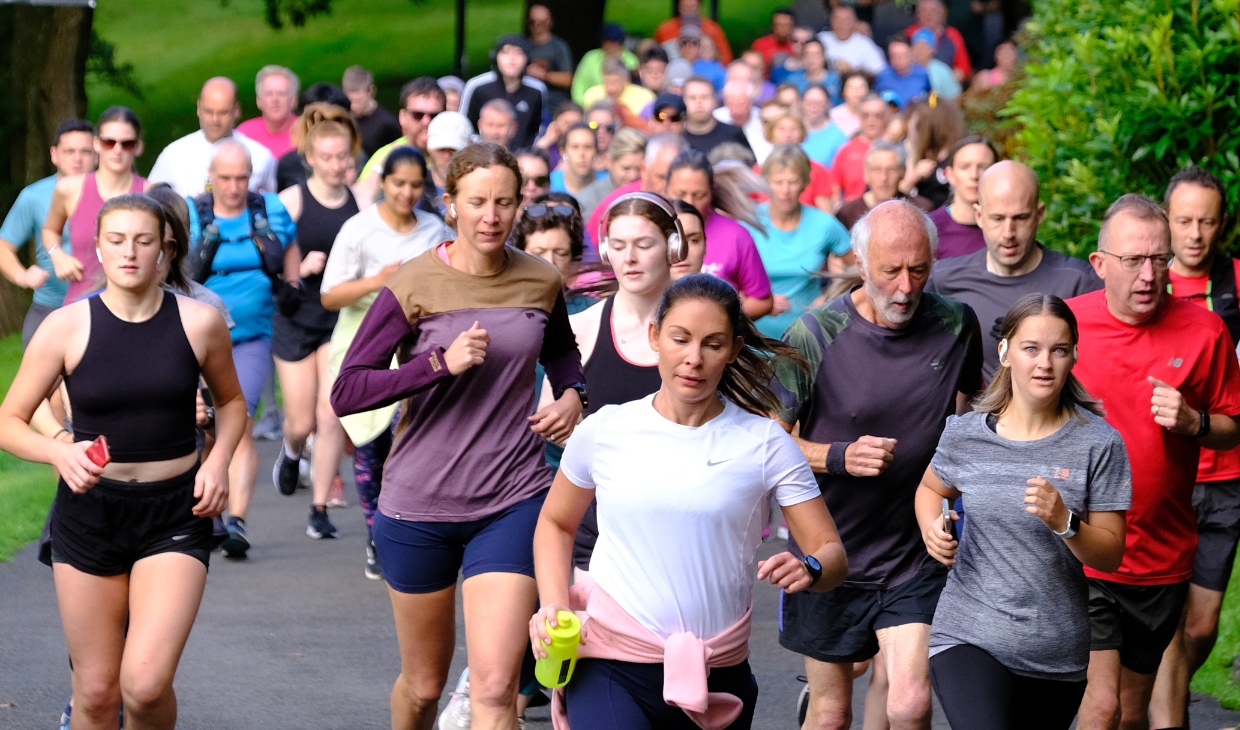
597,192,687,266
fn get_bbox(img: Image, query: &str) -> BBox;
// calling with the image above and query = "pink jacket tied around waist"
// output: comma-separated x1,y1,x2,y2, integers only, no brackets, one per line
550,576,752,730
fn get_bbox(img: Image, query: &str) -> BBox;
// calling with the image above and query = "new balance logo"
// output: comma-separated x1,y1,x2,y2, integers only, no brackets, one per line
1169,358,1184,368
1054,468,1070,480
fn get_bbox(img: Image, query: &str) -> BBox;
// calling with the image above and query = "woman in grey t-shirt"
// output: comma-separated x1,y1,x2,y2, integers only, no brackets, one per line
915,294,1131,729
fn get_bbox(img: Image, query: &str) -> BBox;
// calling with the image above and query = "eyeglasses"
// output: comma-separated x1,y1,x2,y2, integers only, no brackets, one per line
588,121,616,134
99,137,139,152
1098,250,1173,271
404,109,441,123
655,111,684,123
523,175,552,188
524,203,577,218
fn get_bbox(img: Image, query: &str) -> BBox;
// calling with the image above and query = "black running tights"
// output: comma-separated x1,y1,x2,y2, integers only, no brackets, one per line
929,644,1086,730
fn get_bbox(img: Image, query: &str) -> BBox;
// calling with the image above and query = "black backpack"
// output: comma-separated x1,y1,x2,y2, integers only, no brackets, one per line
188,191,286,286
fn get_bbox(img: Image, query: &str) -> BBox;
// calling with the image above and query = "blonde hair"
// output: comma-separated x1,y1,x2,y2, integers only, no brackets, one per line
609,127,648,161
762,109,806,144
296,102,362,157
761,143,811,187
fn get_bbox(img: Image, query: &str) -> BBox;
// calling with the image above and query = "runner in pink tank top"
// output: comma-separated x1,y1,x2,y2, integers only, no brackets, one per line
65,172,145,303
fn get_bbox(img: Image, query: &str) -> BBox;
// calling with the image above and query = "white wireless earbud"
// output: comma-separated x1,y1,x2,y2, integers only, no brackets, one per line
998,337,1009,363
449,203,456,217
96,249,103,263
157,251,165,266
1073,345,1079,361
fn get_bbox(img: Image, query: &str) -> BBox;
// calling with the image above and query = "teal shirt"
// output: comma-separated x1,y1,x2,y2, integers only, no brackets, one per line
926,59,962,99
745,203,852,339
187,193,295,344
0,176,70,307
802,124,848,167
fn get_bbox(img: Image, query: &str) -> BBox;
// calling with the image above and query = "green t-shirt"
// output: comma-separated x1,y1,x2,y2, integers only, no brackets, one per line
571,49,639,106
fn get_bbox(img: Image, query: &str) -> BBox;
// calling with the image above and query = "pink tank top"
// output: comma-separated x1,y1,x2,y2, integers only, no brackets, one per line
65,172,145,304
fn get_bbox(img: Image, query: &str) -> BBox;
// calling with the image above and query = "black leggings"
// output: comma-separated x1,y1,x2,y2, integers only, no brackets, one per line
930,644,1086,730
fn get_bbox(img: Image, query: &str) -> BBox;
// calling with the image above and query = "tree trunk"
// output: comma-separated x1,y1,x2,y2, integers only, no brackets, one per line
0,4,92,337
528,0,608,63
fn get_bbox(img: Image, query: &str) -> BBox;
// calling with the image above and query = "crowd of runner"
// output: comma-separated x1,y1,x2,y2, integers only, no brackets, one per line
0,2,1238,730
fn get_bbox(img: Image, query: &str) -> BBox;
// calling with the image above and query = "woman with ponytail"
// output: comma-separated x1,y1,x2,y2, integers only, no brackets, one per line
531,273,847,729
915,293,1131,729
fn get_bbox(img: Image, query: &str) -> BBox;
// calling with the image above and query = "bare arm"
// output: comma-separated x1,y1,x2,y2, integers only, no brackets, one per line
774,496,848,591
741,293,774,319
915,467,962,566
530,469,595,657
42,180,81,281
0,239,46,290
320,261,400,311
1149,376,1240,451
777,418,896,477
1024,476,1126,573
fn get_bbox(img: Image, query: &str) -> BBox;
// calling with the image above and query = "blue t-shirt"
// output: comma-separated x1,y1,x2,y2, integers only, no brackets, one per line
549,169,607,194
874,66,932,109
187,193,295,344
745,203,851,339
783,70,842,106
692,59,727,91
0,176,70,307
802,124,848,167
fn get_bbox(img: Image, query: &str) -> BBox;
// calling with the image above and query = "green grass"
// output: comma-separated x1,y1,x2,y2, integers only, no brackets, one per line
0,332,56,561
88,0,785,176
1192,558,1240,708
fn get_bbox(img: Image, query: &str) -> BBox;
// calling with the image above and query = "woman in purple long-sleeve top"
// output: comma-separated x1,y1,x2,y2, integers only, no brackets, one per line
331,142,585,729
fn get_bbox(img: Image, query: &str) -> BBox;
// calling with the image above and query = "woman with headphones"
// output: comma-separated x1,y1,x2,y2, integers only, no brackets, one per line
531,273,848,730
538,191,684,576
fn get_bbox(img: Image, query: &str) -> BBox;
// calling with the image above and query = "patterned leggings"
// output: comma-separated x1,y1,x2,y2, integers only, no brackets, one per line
352,427,393,533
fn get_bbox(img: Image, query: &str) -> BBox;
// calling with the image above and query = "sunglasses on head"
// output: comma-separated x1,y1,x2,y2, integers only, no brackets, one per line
99,137,139,152
655,110,684,123
405,109,441,123
588,121,616,134
524,203,577,218
523,175,552,188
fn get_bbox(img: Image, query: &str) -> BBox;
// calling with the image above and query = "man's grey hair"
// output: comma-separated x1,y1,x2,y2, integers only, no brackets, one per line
865,140,907,169
1098,193,1170,251
480,98,516,120
210,138,252,172
852,199,938,267
645,133,689,165
255,64,300,99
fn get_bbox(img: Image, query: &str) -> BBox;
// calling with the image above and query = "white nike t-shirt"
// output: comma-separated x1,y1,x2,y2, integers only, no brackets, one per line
560,395,820,640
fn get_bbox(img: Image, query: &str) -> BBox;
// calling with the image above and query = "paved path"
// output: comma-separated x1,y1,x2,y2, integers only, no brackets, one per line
2,438,1239,729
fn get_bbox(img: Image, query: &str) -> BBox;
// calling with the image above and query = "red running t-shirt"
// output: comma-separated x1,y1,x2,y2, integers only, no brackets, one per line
1069,290,1240,585
1169,261,1240,482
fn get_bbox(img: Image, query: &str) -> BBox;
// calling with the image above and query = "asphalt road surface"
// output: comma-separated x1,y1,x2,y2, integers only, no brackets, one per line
2,438,1239,729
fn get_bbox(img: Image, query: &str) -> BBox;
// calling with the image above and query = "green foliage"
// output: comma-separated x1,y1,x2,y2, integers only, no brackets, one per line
262,0,333,28
1001,0,1240,258
0,332,54,562
87,30,144,100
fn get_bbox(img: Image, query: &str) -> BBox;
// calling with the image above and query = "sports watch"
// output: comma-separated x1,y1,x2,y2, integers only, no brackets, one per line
1052,510,1081,539
555,382,589,410
801,555,823,585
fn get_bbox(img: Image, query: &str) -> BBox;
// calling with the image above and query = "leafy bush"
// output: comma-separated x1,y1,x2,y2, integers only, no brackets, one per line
1001,0,1240,258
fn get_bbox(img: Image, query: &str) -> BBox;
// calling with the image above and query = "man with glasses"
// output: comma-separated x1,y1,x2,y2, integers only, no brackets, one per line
148,77,278,196
772,27,815,85
524,3,575,112
1069,194,1240,730
654,0,734,64
355,76,446,207
676,23,726,92
236,65,299,158
1152,167,1240,730
0,117,95,348
647,93,687,136
461,34,547,150
516,149,553,213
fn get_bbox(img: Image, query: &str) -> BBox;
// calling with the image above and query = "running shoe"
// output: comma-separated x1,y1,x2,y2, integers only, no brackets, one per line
251,407,283,441
221,516,250,559
437,668,471,729
298,454,312,489
307,507,337,539
796,678,809,726
273,448,300,496
326,474,348,508
365,539,383,581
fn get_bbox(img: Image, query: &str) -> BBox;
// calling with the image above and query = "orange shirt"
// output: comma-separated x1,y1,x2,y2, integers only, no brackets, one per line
653,17,734,64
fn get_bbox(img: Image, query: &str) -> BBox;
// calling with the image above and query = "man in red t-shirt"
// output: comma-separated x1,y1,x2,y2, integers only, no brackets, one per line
903,0,972,83
750,7,796,77
1151,167,1240,728
1069,194,1240,730
828,94,890,202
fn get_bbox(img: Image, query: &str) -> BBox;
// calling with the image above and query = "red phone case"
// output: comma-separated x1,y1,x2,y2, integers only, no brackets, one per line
86,435,110,467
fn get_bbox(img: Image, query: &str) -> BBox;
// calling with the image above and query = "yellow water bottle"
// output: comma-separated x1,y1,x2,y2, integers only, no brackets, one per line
534,610,581,688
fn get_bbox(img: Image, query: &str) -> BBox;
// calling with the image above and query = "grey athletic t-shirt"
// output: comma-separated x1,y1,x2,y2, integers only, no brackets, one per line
928,410,1132,680
926,245,1101,382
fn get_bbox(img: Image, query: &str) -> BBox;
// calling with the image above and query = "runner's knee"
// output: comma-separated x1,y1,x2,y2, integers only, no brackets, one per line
804,693,851,730
75,676,122,719
120,672,171,715
466,662,519,709
394,670,445,712
885,683,931,727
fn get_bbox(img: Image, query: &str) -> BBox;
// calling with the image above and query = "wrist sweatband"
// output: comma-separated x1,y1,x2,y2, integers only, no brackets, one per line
826,442,851,475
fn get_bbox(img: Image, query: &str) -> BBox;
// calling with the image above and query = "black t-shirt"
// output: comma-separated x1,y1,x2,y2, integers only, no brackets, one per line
528,35,575,111
277,151,310,193
356,105,403,159
683,121,753,158
775,291,983,589
462,72,546,150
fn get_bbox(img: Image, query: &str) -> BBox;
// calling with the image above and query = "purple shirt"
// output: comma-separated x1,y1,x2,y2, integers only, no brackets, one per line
702,211,773,299
929,205,986,260
331,246,583,521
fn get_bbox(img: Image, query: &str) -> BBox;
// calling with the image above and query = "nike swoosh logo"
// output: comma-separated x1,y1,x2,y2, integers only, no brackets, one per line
171,535,189,541
707,458,733,467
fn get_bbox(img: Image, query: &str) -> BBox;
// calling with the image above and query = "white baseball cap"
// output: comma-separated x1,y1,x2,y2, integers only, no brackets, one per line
427,111,474,152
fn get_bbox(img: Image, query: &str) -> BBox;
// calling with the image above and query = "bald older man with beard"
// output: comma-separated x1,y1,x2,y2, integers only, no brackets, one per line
775,200,983,730
927,160,1101,382
148,77,278,196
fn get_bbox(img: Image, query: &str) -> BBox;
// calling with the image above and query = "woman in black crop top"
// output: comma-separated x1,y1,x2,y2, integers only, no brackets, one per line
272,104,363,539
0,194,245,729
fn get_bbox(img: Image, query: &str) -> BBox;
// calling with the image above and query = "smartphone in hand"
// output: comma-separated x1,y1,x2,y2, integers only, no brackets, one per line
941,498,956,541
86,435,110,467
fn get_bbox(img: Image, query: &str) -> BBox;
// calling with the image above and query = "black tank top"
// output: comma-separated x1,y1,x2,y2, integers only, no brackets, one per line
286,182,360,330
64,291,200,462
582,296,663,417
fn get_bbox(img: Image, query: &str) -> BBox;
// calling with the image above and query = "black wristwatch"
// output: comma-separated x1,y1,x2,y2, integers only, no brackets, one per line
555,382,589,410
1196,409,1212,439
801,555,823,585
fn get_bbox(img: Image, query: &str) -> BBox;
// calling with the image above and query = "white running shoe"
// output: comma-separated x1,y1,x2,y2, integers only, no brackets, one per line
437,667,471,729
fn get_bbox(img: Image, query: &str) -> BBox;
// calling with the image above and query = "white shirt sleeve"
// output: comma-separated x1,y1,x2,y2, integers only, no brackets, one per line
764,421,822,507
319,219,361,295
559,408,605,489
147,148,172,186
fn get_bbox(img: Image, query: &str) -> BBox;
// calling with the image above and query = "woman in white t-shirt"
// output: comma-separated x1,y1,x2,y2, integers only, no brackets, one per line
318,146,448,579
530,273,848,730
